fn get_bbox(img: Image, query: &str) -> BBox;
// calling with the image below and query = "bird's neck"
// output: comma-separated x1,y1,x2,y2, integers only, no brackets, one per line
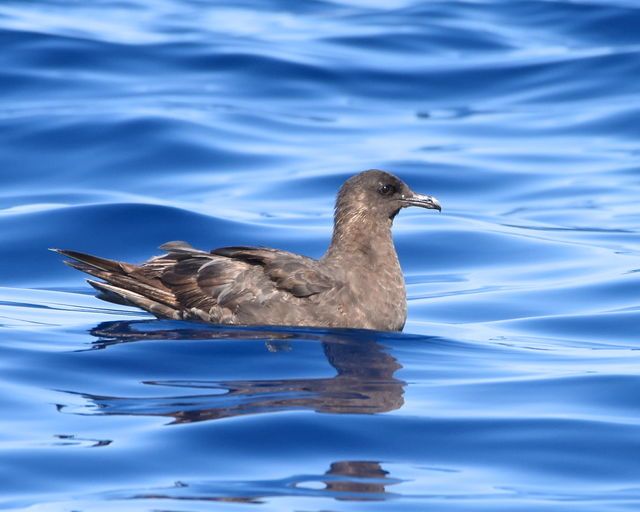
323,209,398,266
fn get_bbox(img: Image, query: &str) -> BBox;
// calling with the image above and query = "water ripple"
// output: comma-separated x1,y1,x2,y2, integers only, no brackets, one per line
2,0,640,510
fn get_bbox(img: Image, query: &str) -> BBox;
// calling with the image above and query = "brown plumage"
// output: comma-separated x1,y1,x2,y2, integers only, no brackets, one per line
53,169,441,331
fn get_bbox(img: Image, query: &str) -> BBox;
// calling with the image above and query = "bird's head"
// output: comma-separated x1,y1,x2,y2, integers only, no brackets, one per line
336,169,441,223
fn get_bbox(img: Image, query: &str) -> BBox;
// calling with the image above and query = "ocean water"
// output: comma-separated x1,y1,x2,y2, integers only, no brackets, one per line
1,0,639,510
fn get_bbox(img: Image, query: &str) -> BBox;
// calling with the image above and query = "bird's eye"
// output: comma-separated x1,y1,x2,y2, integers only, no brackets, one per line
378,184,396,196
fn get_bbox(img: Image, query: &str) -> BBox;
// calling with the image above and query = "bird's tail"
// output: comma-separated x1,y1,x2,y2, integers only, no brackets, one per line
50,248,181,319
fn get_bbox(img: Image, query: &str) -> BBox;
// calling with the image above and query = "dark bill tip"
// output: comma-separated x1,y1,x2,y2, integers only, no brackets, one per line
401,193,441,211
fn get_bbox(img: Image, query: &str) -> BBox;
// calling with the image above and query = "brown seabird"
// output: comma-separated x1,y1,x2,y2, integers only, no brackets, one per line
53,169,440,331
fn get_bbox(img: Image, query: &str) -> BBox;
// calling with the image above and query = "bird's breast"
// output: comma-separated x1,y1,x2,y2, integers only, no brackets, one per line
333,257,407,331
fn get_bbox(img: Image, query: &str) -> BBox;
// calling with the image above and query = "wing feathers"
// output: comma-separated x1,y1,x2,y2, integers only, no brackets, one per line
211,246,334,297
54,248,178,308
51,248,138,274
159,241,209,255
87,280,180,319
55,243,336,322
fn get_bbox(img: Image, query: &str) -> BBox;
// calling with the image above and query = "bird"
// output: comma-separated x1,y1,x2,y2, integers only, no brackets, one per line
53,169,441,332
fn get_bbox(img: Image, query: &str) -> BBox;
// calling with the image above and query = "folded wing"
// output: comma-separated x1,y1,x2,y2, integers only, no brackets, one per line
53,241,336,324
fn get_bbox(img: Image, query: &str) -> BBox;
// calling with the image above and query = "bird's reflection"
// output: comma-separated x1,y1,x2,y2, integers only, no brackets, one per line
121,460,400,503
68,320,406,423
324,461,395,500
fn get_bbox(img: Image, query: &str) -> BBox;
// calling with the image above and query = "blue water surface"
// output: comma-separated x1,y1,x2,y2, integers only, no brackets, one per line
1,0,639,510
